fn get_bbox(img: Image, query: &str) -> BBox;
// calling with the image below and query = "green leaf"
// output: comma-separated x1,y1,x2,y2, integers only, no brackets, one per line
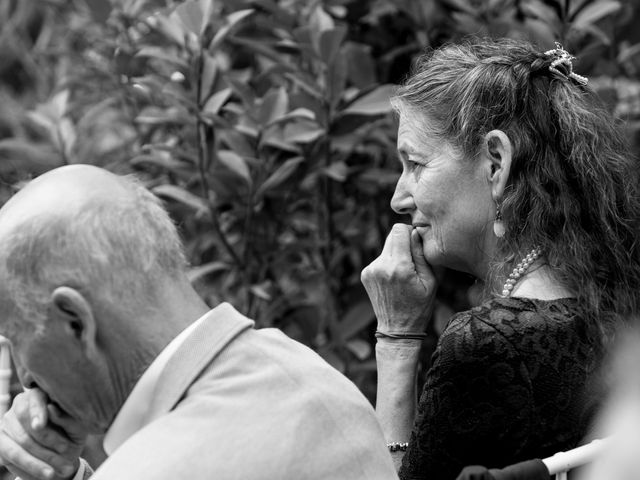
130,153,189,173
173,0,204,36
50,89,70,119
217,149,252,185
322,161,349,182
256,156,305,197
209,9,254,51
84,0,112,24
202,88,232,117
152,184,210,214
340,84,396,116
135,106,191,125
520,0,560,26
257,87,289,126
319,26,347,65
199,0,215,28
150,14,187,46
344,42,376,89
267,108,316,127
227,77,255,107
229,37,292,66
121,0,146,16
187,261,231,283
0,140,62,173
327,53,347,108
346,339,372,361
311,5,335,31
356,168,400,188
309,5,335,51
338,300,375,340
220,130,256,158
283,72,324,99
283,120,325,144
250,284,272,301
57,118,77,159
135,47,189,69
76,98,119,128
441,0,478,15
571,0,621,28
199,52,218,103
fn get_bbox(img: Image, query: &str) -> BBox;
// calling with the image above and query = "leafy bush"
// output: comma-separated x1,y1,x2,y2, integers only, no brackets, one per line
2,0,640,408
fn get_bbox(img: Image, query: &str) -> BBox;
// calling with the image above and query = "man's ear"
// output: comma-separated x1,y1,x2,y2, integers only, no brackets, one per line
484,129,513,201
50,286,97,354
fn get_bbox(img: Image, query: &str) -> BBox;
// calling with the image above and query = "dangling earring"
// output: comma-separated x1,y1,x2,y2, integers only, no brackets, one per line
493,204,506,238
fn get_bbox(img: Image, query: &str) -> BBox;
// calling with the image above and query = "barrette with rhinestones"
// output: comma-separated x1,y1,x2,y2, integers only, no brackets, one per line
543,42,588,86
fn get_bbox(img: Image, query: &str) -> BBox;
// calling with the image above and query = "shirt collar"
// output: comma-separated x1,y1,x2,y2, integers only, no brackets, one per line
103,312,209,455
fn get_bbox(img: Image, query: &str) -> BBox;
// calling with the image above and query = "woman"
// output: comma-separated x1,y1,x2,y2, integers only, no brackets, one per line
362,37,640,480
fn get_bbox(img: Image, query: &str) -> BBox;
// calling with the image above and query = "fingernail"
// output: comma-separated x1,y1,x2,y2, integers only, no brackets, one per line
43,467,55,479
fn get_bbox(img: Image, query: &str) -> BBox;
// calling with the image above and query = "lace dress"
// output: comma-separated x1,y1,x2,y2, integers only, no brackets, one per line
399,297,603,480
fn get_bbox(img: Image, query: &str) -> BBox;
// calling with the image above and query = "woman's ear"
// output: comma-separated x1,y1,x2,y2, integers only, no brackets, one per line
50,286,97,355
484,129,513,201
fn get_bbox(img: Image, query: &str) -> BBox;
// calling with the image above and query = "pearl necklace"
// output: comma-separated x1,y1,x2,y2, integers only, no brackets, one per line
501,247,542,297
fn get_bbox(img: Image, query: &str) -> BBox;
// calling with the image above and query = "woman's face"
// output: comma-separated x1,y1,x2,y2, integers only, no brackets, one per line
392,112,496,276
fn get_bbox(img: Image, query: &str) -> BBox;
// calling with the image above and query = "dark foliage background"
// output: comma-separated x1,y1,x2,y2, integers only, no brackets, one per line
1,0,640,473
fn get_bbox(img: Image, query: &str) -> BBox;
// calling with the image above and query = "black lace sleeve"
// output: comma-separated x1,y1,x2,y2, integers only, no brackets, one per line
399,311,534,480
398,297,601,480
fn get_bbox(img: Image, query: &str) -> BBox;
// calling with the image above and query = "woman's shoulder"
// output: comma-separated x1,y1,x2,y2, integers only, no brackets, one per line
440,296,582,347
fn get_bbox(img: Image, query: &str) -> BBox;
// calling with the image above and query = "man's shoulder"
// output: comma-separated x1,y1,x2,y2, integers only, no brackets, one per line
92,390,396,480
113,325,396,479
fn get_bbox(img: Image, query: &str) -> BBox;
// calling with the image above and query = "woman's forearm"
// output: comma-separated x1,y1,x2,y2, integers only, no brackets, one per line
375,338,422,471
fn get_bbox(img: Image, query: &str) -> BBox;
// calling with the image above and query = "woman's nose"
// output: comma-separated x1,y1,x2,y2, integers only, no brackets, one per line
390,175,414,215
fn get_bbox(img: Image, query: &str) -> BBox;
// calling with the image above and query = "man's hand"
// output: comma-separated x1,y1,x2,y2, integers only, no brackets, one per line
361,223,437,335
0,388,87,480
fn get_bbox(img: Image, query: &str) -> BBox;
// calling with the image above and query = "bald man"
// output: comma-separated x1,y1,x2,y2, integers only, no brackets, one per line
0,165,396,480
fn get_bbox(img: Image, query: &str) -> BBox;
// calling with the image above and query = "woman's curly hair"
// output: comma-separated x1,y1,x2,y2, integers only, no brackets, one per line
392,37,640,341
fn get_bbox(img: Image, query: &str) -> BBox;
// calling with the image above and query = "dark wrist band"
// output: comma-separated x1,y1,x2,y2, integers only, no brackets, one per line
375,330,427,340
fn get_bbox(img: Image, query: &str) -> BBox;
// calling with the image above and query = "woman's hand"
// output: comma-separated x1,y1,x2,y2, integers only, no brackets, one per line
361,223,437,335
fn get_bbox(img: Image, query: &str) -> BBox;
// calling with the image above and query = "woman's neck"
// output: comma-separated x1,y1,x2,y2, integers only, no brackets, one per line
509,264,575,300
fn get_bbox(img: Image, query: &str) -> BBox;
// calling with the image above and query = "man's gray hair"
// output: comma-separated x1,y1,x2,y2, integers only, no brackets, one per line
0,175,187,323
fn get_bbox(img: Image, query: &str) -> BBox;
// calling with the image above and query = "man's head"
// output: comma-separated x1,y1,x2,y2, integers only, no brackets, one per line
0,165,189,433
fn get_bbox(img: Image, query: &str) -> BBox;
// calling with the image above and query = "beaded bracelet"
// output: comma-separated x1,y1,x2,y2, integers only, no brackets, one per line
375,330,427,340
387,442,409,452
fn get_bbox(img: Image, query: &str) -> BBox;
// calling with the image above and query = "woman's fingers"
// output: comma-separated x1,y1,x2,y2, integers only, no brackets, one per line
410,228,432,280
384,224,414,262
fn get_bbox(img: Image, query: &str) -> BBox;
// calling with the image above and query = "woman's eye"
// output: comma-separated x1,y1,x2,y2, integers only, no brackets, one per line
408,160,425,172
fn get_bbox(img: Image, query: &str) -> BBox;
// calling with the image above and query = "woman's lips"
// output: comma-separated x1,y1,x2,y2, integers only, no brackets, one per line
413,224,429,235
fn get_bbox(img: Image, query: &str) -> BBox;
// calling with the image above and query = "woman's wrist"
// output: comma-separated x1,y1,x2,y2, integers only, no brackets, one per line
375,335,424,351
375,338,422,380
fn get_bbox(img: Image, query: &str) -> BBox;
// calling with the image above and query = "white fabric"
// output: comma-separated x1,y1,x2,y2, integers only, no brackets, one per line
70,458,92,480
102,313,208,455
70,458,86,480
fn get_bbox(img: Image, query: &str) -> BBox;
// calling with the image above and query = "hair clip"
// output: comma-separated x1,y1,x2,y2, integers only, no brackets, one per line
543,42,588,86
